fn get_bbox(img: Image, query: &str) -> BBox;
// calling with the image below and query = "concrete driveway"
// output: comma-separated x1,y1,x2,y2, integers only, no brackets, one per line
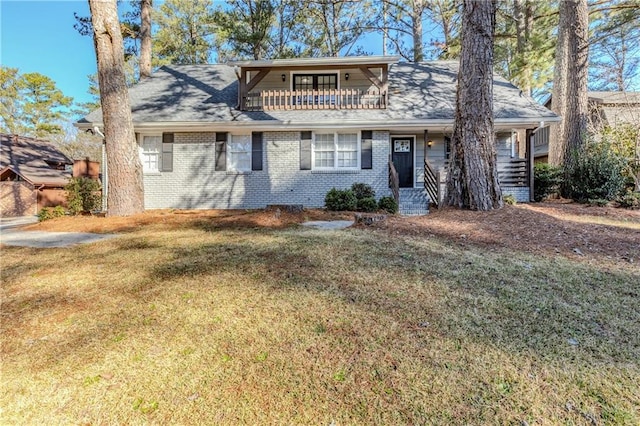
0,216,118,248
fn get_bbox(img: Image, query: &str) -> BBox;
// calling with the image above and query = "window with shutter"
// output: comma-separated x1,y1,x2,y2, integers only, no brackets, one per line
300,131,312,170
361,130,373,169
252,132,263,171
162,133,174,172
215,132,227,171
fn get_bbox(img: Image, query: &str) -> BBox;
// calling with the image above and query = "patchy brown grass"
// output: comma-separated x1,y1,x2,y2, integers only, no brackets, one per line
1,202,639,424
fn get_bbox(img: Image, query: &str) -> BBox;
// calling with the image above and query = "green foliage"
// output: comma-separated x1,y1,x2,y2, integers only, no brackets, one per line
503,194,517,205
356,197,378,212
38,206,66,222
153,0,216,65
65,177,102,215
617,191,640,209
567,141,627,202
598,123,640,191
0,67,72,137
378,196,398,214
324,188,357,211
534,163,564,202
351,182,376,200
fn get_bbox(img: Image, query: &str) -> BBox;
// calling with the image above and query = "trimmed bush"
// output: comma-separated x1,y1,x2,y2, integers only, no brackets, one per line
351,183,375,200
357,196,378,212
65,177,102,215
533,163,563,202
567,141,626,202
325,188,357,211
618,191,640,209
38,206,66,222
504,194,517,205
378,196,398,214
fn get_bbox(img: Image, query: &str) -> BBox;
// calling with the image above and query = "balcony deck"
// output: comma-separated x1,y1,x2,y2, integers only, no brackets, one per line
244,89,387,111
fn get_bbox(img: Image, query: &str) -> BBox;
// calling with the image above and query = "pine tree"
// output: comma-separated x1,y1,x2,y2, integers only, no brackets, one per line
445,0,503,210
89,0,145,216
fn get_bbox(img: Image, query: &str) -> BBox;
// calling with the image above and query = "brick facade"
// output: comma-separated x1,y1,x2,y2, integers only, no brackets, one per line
0,181,36,217
143,131,392,209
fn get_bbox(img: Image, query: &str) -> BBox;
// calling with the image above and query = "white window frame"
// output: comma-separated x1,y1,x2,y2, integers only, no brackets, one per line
139,134,162,174
228,133,252,172
311,131,361,170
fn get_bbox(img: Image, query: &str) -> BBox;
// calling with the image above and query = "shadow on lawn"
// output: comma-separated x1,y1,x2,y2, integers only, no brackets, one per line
392,204,640,265
152,228,640,367
3,224,639,374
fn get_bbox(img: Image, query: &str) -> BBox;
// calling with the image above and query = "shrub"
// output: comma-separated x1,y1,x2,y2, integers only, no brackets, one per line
324,188,357,211
378,196,398,214
357,196,378,212
350,183,376,200
618,191,640,209
503,194,517,205
533,163,563,202
65,177,102,215
566,141,626,202
38,205,66,222
587,198,609,207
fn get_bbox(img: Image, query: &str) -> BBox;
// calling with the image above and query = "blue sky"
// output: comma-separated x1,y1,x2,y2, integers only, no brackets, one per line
1,0,98,107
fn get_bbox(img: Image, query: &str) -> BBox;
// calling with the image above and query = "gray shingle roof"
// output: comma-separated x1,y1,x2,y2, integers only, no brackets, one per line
80,61,558,127
0,134,72,186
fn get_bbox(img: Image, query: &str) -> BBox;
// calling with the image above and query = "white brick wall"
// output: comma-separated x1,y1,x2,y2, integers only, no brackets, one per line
143,131,392,209
502,186,531,203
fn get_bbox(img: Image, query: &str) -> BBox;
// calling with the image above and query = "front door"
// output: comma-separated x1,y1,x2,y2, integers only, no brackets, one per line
391,137,414,188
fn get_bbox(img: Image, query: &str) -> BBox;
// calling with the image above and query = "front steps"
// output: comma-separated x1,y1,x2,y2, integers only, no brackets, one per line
398,188,430,216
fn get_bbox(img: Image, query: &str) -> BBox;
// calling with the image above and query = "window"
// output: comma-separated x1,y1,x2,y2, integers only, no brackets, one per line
337,133,358,167
293,74,337,91
312,132,359,169
141,135,161,173
228,134,251,172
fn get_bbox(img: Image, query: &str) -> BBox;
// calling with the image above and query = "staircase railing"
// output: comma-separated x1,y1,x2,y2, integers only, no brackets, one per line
498,159,528,186
388,158,400,204
424,159,440,207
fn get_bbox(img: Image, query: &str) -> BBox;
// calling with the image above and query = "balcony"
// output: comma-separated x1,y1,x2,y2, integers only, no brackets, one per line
243,88,387,111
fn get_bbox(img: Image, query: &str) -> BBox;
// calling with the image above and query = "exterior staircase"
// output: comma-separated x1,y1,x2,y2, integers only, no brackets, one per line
398,188,430,216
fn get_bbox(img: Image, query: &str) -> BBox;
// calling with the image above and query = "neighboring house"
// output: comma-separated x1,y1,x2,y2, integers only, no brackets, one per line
0,133,72,216
77,56,558,214
534,91,640,162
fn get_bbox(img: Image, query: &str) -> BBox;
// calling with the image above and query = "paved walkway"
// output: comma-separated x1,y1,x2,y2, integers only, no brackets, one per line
0,216,118,248
301,220,354,230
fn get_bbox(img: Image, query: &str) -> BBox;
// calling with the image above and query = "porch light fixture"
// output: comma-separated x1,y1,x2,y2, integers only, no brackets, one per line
281,74,286,82
345,73,350,80
427,140,434,148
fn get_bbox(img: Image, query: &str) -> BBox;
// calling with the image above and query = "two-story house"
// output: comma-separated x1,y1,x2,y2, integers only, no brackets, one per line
77,56,558,214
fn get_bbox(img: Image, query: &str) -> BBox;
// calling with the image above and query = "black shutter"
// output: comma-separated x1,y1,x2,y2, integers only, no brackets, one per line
251,132,263,171
300,131,312,170
361,130,373,169
161,133,174,172
215,132,227,171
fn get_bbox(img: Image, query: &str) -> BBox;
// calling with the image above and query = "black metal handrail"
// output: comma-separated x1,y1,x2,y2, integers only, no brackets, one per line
424,159,440,207
388,159,400,204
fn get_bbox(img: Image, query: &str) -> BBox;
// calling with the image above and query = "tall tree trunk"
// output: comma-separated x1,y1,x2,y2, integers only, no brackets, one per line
89,0,144,216
139,0,152,79
549,0,589,193
445,0,502,210
412,0,424,61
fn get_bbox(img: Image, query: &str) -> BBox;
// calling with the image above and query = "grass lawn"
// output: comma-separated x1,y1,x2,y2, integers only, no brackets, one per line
1,206,639,424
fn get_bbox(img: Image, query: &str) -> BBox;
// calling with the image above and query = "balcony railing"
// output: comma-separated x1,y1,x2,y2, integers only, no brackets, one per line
244,89,387,111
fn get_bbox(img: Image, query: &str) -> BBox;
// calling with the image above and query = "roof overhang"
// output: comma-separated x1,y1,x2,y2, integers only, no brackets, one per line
77,116,559,134
227,55,402,69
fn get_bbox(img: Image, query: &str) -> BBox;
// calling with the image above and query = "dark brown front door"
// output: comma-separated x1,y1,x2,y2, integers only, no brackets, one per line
391,137,414,188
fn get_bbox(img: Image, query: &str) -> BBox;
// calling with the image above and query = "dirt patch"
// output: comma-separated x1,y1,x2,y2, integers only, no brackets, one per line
24,208,352,234
22,202,639,264
374,201,640,264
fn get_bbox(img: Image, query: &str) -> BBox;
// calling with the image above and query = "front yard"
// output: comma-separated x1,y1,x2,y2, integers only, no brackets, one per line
1,204,639,424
